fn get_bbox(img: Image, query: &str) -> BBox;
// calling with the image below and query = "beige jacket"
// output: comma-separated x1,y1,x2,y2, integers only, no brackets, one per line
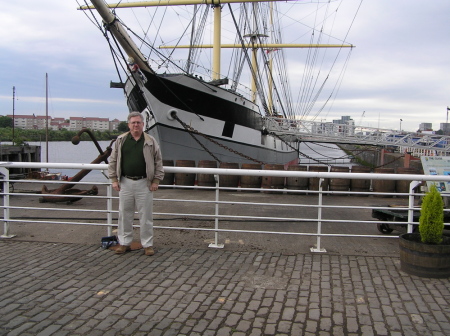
108,132,164,186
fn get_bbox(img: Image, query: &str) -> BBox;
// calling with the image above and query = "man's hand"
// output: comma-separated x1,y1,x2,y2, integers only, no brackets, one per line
112,181,120,192
150,183,159,192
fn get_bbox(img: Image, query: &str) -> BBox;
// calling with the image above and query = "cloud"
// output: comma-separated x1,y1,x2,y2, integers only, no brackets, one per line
1,0,450,132
0,95,122,105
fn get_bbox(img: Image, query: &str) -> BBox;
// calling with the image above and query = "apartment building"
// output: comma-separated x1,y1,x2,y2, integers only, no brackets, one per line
7,115,121,132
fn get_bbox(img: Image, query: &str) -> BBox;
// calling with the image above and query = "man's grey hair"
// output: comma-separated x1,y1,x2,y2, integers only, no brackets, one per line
127,111,144,123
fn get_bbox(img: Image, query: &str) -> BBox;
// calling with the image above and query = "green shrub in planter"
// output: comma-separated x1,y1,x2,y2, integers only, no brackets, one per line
419,185,444,244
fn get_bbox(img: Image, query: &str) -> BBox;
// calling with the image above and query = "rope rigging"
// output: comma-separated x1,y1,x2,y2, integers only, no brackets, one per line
294,0,360,122
79,1,368,170
84,1,356,124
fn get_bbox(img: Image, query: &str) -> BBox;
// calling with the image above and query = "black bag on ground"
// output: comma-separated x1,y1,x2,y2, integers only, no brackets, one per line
101,235,118,249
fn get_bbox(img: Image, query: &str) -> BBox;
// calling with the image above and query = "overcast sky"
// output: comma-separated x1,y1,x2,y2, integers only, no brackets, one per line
0,0,449,133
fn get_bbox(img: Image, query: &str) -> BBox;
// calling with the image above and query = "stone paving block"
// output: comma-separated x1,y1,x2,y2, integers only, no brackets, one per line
308,308,320,320
359,314,372,326
1,241,450,335
0,309,22,325
216,326,233,336
281,307,295,320
247,300,260,311
4,322,35,336
3,316,29,329
35,324,62,336
61,319,84,331
231,302,246,314
319,317,332,331
93,315,116,330
374,321,389,335
264,323,276,335
331,325,345,335
55,314,76,326
346,317,359,333
370,307,384,322
385,315,401,330
30,312,52,323
305,320,318,333
295,311,307,322
28,319,56,335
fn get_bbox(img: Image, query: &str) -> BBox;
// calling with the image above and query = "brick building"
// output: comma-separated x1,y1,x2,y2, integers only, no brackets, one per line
6,115,120,132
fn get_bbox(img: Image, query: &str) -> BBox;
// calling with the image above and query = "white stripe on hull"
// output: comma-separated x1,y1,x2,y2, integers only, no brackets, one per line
146,122,298,165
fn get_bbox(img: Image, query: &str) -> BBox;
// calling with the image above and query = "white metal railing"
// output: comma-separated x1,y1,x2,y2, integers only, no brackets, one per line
1,161,450,253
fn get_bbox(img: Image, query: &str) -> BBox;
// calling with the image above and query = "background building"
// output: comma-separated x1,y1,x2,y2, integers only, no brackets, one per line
419,123,433,131
7,115,121,132
440,123,450,135
333,116,355,136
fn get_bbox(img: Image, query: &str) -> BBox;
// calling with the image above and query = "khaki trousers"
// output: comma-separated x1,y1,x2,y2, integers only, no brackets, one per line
117,177,154,248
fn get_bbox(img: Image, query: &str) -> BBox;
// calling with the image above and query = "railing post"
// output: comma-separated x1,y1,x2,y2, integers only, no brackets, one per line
0,167,16,238
209,174,224,248
311,178,326,253
407,181,422,233
106,176,113,237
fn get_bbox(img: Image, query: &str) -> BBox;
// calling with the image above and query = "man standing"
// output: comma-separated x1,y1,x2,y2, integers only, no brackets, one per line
108,111,164,256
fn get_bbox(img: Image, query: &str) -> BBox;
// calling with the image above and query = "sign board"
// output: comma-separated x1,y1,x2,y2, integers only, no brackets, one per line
420,156,450,193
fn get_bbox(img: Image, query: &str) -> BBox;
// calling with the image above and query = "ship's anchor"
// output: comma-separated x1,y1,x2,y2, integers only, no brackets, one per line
39,128,116,204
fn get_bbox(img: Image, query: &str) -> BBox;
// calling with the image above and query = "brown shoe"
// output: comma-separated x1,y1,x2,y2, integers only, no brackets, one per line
144,247,155,256
115,245,131,254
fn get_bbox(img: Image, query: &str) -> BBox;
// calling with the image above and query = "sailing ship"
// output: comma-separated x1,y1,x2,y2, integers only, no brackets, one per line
79,0,354,166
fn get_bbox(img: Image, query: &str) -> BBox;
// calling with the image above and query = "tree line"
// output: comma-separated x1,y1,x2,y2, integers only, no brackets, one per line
0,116,129,145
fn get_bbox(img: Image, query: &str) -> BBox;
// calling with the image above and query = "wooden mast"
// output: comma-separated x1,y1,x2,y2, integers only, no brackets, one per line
81,0,354,106
212,5,222,81
81,1,354,79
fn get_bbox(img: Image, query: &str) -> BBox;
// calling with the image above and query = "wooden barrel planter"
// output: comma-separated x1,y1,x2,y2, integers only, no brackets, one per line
350,166,371,195
197,160,217,187
286,165,308,193
399,233,450,278
372,167,395,197
219,162,240,190
396,167,419,198
329,166,350,194
240,163,262,191
262,164,285,193
160,160,174,187
308,166,329,191
175,160,196,187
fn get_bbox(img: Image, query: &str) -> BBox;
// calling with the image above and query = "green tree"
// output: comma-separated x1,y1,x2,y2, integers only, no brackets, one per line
118,121,129,132
0,116,13,128
13,137,28,146
0,127,121,142
419,185,445,244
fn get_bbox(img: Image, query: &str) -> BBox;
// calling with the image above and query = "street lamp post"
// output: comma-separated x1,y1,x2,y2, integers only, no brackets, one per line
400,119,403,132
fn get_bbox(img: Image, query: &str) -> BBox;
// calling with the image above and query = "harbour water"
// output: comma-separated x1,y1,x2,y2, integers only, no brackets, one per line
27,140,112,182
298,142,353,166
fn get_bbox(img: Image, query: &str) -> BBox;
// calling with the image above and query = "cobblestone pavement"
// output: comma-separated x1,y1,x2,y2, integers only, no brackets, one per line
0,240,449,336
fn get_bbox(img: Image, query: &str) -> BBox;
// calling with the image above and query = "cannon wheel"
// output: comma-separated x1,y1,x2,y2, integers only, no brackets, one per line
377,223,394,234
